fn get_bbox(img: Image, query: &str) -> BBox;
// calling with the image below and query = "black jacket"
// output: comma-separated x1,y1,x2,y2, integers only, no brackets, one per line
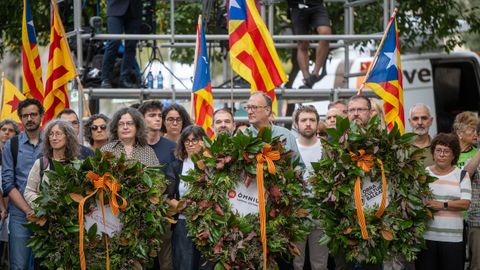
165,159,183,200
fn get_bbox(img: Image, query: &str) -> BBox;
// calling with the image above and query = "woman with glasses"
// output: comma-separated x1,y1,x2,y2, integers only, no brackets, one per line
161,104,192,143
415,133,472,270
166,125,211,270
84,114,110,150
101,108,159,167
24,120,80,209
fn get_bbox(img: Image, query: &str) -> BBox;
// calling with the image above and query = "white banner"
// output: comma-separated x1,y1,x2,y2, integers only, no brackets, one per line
361,176,390,209
84,200,122,237
227,181,260,216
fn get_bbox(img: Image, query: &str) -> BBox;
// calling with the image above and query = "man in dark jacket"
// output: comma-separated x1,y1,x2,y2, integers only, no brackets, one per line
101,0,143,88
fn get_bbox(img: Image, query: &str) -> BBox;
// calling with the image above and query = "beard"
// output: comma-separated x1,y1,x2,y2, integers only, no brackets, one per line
299,129,316,139
24,121,41,132
413,126,428,135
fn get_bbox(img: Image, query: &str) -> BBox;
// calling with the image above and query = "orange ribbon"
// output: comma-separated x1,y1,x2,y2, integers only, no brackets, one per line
350,150,387,240
78,172,128,270
256,144,280,270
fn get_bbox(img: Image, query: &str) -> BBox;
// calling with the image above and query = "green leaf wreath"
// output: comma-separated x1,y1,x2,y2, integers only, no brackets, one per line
182,129,311,269
310,116,435,264
26,150,171,269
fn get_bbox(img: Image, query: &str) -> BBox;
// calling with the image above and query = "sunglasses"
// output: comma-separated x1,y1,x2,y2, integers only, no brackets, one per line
91,124,107,131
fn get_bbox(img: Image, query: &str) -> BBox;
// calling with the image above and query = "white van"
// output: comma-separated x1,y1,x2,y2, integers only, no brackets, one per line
294,50,480,135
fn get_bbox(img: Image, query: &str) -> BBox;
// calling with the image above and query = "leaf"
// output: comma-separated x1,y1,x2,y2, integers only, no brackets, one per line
380,229,394,241
149,196,160,205
69,193,84,203
142,173,153,188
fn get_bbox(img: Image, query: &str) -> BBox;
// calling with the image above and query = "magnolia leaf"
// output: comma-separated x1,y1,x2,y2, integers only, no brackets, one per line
148,249,158,257
165,217,178,224
295,208,309,218
288,242,301,256
196,160,206,170
149,196,160,205
380,229,394,241
69,193,84,203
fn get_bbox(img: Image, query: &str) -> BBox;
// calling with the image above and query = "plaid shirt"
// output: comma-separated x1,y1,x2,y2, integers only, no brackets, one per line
468,168,480,227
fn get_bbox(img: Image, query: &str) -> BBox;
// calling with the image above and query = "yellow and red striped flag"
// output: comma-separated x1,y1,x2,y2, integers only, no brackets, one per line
43,0,77,125
1,79,27,124
228,0,287,116
22,0,44,101
192,17,214,139
362,9,404,133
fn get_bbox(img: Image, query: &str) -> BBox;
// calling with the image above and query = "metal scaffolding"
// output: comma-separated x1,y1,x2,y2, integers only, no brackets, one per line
71,0,393,120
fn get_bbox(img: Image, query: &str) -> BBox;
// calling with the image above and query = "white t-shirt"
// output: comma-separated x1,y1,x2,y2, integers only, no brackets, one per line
424,167,472,242
178,158,195,219
296,139,322,177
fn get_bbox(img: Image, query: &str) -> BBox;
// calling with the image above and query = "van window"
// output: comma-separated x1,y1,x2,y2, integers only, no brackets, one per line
431,57,480,133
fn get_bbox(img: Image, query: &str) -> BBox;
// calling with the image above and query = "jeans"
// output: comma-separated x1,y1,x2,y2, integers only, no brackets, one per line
101,9,141,82
9,206,34,270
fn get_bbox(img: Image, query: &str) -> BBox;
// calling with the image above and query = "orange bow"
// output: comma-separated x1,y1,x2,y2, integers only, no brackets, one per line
350,150,387,240
78,172,128,270
256,144,280,270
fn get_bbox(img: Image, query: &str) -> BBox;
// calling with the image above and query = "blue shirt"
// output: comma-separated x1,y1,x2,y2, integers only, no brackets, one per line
150,137,177,171
247,124,303,164
2,133,43,197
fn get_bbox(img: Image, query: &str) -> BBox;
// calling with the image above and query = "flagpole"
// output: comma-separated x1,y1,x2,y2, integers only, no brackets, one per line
357,8,398,95
191,15,202,120
0,73,5,114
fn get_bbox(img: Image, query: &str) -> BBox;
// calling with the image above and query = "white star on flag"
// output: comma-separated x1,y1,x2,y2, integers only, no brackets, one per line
230,0,240,9
383,48,398,70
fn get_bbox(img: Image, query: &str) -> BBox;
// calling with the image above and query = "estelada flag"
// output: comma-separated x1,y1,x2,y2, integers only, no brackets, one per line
192,17,215,139
364,11,404,133
1,79,27,123
43,0,77,125
22,0,44,101
228,0,287,116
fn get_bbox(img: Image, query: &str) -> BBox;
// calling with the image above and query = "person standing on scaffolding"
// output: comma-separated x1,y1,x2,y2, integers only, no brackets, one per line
288,0,332,89
101,0,142,89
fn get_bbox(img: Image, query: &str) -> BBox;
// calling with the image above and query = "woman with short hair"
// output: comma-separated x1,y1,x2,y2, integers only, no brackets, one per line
84,114,110,150
101,107,159,167
415,133,472,270
161,104,192,143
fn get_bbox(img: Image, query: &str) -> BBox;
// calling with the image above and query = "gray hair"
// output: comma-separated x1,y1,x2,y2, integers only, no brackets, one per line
408,103,432,118
43,119,80,161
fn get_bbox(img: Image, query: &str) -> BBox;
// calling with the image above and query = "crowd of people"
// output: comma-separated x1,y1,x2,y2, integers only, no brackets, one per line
0,93,478,270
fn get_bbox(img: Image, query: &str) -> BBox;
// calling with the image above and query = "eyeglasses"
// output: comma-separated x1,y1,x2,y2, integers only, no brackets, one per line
48,131,65,138
1,127,15,133
183,138,200,146
434,148,452,155
118,121,135,128
21,112,39,119
91,124,107,131
243,105,268,112
347,108,370,114
166,117,183,124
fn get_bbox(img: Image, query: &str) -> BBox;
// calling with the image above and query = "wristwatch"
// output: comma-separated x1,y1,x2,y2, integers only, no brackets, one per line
443,201,448,210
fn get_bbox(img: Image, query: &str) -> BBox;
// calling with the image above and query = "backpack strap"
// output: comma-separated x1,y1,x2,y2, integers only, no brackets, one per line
39,156,50,180
460,169,467,183
10,135,19,169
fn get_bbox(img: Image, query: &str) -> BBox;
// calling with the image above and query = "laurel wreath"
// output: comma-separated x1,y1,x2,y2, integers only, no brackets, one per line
310,116,435,264
25,150,172,269
182,129,311,269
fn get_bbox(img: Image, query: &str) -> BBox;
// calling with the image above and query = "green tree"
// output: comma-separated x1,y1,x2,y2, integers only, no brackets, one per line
1,0,479,61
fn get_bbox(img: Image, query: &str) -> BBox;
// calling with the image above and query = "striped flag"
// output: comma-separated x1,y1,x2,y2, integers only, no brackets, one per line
43,0,77,125
192,17,214,139
364,10,404,133
1,79,26,124
228,0,287,116
22,0,44,101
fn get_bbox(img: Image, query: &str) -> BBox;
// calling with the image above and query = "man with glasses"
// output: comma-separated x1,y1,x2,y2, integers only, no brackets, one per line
2,99,44,269
246,92,300,157
347,95,372,127
213,108,235,136
292,105,329,270
57,109,94,160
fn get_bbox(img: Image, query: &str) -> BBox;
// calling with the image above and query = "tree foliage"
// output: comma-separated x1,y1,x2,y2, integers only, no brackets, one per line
1,0,479,62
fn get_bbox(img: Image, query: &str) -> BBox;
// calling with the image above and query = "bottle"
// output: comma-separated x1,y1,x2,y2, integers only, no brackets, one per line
147,71,154,89
156,70,164,89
